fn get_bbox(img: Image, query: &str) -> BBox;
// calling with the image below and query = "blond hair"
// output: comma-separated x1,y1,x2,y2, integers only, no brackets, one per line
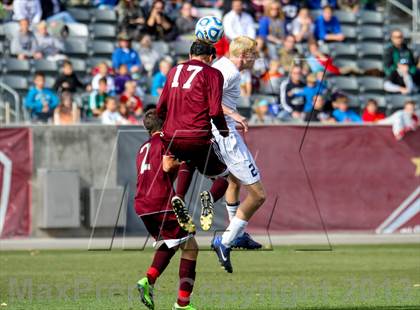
229,36,257,57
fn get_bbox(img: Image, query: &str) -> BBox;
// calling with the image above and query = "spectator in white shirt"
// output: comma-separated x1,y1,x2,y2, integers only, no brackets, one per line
101,97,128,125
223,0,256,40
91,62,116,94
13,0,42,25
291,7,314,43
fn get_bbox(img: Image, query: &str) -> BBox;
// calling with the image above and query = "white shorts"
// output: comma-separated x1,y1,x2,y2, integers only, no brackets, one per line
212,128,261,185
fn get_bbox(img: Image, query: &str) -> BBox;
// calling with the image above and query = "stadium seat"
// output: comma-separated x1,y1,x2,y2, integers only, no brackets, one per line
92,24,117,39
66,23,89,38
0,24,5,40
67,8,91,23
91,9,117,23
64,38,89,57
68,58,88,75
89,57,112,69
310,10,322,20
359,11,384,25
346,94,360,109
334,59,358,69
357,42,384,59
196,8,223,19
34,60,59,75
91,40,115,57
331,76,359,95
4,58,31,74
259,77,283,95
341,25,358,42
1,75,29,92
386,94,419,109
357,59,383,71
152,41,170,56
358,26,384,42
44,76,56,89
358,77,384,95
335,10,357,25
143,94,159,106
173,41,192,56
331,43,358,60
3,22,19,40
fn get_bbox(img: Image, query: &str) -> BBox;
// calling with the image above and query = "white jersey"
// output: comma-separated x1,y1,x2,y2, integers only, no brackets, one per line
212,56,241,129
211,57,261,185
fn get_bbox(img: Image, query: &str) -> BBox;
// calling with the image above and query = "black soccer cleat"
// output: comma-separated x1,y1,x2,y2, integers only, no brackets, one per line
171,196,196,233
200,191,214,231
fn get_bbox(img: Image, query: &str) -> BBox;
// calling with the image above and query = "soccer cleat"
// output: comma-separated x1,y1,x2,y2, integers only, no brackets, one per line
171,196,196,233
200,191,214,231
231,232,262,250
172,302,197,310
211,235,233,273
137,277,154,310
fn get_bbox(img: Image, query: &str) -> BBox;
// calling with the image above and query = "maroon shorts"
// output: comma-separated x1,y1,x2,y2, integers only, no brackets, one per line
140,211,190,243
162,137,227,177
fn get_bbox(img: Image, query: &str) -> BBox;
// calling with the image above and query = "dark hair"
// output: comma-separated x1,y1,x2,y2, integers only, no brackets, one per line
98,77,107,84
190,40,216,58
143,108,163,134
34,71,45,79
404,100,415,107
367,98,378,106
323,5,332,11
63,60,72,67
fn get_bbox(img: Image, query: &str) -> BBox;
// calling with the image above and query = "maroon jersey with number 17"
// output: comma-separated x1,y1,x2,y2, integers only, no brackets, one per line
134,133,175,216
157,59,228,140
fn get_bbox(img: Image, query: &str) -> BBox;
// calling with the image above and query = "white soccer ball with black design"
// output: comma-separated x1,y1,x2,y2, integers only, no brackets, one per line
195,16,224,44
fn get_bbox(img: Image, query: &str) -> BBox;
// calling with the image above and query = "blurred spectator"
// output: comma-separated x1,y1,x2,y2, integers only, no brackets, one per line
119,102,140,124
114,64,132,95
53,60,86,94
279,66,306,120
145,0,177,41
381,100,418,140
360,0,376,10
362,99,385,123
278,35,302,75
314,5,345,42
120,80,144,117
41,0,76,23
68,0,90,5
151,59,172,97
291,7,314,43
332,95,362,123
117,0,146,40
280,0,299,33
13,0,42,24
112,32,142,75
258,1,285,47
92,62,115,93
251,98,271,124
252,37,270,76
306,0,338,10
223,0,256,40
101,97,127,125
384,30,417,82
296,74,327,113
338,0,359,12
260,59,283,92
89,77,109,117
94,0,119,9
176,2,197,36
304,95,333,123
306,40,341,75
11,18,40,60
194,0,223,8
54,91,80,125
240,69,252,104
384,58,417,95
35,21,66,61
138,34,160,76
25,72,59,122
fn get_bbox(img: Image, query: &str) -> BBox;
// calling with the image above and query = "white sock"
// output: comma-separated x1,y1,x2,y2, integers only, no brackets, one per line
225,202,239,221
222,216,248,247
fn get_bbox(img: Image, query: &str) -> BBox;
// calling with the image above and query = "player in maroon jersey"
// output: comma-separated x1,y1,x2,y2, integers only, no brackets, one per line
157,40,230,233
135,109,199,310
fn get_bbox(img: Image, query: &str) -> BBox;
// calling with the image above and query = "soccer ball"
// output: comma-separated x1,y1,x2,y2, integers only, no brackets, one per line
195,16,224,44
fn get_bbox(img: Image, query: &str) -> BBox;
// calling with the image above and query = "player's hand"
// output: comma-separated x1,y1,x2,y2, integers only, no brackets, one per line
230,111,248,132
162,155,181,173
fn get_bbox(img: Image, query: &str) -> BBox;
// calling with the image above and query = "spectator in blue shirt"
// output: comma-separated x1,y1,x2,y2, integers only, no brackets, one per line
306,0,338,10
332,95,362,123
94,0,118,8
112,32,142,76
314,5,345,42
25,72,59,122
296,74,327,113
151,59,172,97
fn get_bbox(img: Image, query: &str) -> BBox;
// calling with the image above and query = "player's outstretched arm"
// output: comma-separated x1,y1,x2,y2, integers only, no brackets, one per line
222,104,249,133
208,70,229,137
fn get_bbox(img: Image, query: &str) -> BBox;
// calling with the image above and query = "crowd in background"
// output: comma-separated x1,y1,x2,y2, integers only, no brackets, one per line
0,0,419,138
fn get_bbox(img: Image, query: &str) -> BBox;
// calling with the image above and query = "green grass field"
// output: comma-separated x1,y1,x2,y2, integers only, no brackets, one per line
0,244,419,309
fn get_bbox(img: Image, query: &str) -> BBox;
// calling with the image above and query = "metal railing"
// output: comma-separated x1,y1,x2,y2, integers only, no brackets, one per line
387,0,420,41
0,81,21,123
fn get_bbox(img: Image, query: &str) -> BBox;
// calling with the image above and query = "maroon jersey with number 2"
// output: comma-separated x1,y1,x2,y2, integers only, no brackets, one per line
134,133,175,216
157,59,228,140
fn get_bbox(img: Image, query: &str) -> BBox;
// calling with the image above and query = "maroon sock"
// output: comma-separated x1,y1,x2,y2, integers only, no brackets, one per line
146,244,176,285
176,162,194,199
177,258,196,307
209,177,228,202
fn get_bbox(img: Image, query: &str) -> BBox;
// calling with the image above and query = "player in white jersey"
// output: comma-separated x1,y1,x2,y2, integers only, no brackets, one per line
210,36,266,273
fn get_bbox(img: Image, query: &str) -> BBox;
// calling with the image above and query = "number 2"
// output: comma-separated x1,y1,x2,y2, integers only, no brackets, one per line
171,65,203,89
249,163,258,177
139,143,151,174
